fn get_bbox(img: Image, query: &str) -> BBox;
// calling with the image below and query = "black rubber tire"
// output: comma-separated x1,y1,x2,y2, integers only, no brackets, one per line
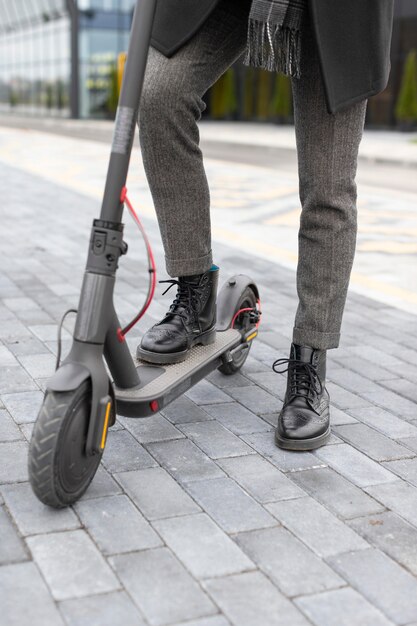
218,286,258,375
28,381,103,508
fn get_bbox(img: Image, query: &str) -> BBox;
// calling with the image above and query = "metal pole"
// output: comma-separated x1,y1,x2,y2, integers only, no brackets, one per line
100,0,157,223
66,0,79,119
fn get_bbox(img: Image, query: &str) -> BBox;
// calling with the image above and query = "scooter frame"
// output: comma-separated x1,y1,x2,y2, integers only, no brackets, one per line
44,0,260,458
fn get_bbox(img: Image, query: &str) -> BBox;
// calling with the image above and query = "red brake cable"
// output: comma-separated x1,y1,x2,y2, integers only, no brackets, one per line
117,187,157,342
230,298,262,330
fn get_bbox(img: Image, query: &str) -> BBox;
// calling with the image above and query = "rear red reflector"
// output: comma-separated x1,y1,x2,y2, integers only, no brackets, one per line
150,400,159,412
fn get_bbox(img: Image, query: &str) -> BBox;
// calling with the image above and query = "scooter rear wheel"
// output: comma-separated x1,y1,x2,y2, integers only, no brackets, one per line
28,380,102,508
218,286,257,375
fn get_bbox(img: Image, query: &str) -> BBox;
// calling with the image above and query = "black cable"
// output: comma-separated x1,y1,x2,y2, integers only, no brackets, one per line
56,309,78,371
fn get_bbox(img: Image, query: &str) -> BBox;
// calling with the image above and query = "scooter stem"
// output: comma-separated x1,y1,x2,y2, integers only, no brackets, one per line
100,0,158,224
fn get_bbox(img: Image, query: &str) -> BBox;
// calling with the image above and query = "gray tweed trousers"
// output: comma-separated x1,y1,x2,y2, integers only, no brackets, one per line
138,0,367,350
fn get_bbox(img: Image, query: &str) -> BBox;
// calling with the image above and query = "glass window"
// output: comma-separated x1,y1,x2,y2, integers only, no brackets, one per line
0,1,70,116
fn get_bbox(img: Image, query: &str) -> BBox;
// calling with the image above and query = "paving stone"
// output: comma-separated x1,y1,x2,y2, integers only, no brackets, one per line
328,548,417,624
110,548,216,626
19,421,34,441
345,345,405,369
382,457,417,488
0,504,28,564
161,395,213,424
118,414,183,443
74,494,162,555
101,429,157,473
314,444,397,487
0,303,17,320
329,406,358,426
0,320,33,342
29,323,72,342
236,526,343,597
207,370,254,389
224,385,281,414
200,402,271,435
17,309,54,325
1,389,44,423
5,335,49,357
360,386,417,421
347,405,417,439
79,464,123,500
204,571,310,626
348,511,417,577
27,529,120,601
0,561,65,626
334,423,414,461
295,587,393,626
398,436,417,454
243,370,286,399
328,368,382,394
17,353,56,379
325,382,374,411
266,497,369,558
242,432,327,473
249,340,281,365
0,408,23,441
0,440,29,483
0,344,18,366
153,513,254,579
185,477,276,533
365,480,417,528
3,297,41,313
115,466,200,520
0,366,38,393
288,467,385,520
172,617,230,626
217,454,304,503
146,439,225,483
241,355,271,374
332,354,398,383
179,421,254,459
59,591,147,626
185,379,234,405
382,377,417,403
1,482,80,536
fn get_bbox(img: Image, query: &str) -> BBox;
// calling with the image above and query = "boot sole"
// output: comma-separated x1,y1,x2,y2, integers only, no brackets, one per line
136,327,217,365
275,425,331,451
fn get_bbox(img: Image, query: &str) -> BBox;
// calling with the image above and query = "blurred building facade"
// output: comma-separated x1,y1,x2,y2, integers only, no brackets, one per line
0,0,135,119
0,0,416,127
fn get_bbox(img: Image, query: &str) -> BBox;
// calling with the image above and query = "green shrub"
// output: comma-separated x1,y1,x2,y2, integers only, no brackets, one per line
210,68,238,119
270,72,292,119
395,49,417,124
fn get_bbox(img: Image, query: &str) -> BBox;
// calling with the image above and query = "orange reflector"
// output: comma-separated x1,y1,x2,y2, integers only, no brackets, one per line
150,400,159,412
100,401,112,449
246,331,258,342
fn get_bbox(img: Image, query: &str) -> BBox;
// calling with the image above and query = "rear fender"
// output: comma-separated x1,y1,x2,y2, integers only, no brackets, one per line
216,274,260,331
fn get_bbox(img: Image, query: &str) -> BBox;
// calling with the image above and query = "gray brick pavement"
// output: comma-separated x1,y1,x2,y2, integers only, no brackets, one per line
1,158,417,626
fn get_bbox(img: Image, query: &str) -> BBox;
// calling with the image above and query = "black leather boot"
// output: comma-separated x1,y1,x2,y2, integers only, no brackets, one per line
272,342,330,450
136,265,219,364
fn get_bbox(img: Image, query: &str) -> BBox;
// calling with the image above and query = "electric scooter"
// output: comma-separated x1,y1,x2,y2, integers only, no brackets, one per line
28,0,261,509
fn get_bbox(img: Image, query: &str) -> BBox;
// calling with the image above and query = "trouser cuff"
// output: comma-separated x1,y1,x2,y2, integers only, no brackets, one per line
292,326,340,350
165,251,213,278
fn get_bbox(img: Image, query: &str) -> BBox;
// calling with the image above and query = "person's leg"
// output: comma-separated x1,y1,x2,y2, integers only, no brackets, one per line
275,8,367,450
139,0,251,278
290,11,368,351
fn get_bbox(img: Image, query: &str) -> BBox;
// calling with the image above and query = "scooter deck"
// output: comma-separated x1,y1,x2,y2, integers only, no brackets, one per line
114,328,242,417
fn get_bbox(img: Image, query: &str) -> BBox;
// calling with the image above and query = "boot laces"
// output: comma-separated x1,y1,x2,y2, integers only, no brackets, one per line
272,357,323,401
159,278,202,322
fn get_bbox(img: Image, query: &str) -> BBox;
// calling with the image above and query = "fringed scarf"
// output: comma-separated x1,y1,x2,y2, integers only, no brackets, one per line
244,0,307,78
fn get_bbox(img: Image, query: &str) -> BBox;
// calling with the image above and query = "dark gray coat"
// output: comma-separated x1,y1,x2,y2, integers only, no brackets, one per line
150,0,394,115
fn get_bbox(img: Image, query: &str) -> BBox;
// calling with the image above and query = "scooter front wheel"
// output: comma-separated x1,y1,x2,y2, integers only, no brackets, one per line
28,380,103,508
